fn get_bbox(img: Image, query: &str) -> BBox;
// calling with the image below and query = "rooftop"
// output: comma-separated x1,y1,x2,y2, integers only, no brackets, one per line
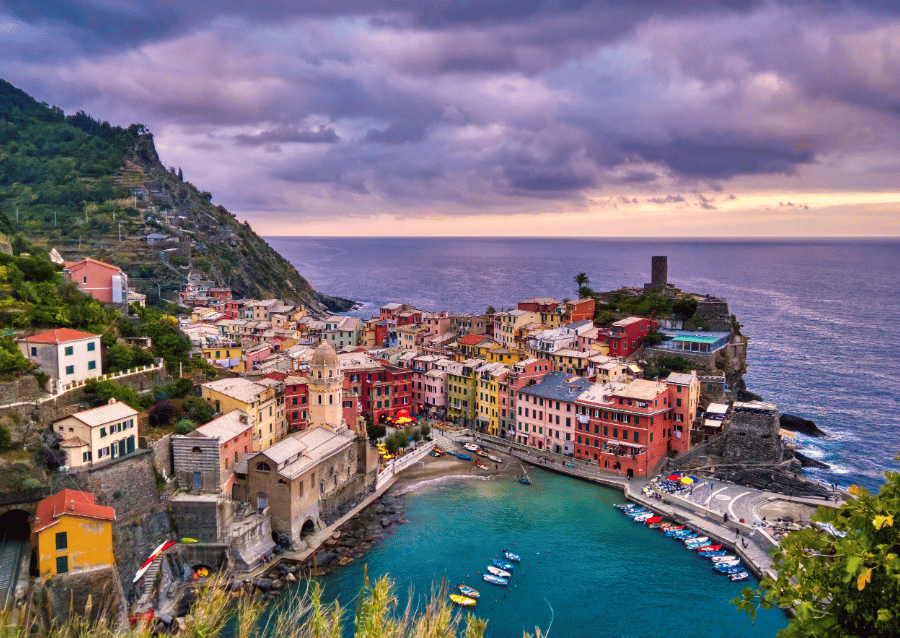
191,410,251,441
55,399,138,427
518,371,593,402
33,489,116,534
666,372,698,385
21,328,98,344
613,379,668,401
202,377,269,404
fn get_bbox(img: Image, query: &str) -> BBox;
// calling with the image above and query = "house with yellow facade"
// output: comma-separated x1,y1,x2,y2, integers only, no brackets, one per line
446,358,482,426
201,377,285,450
32,489,116,580
201,345,243,369
475,362,510,434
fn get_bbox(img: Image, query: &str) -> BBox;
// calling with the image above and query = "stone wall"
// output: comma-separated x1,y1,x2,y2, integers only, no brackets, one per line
167,498,222,543
171,435,218,490
319,472,374,524
0,376,42,407
37,565,127,630
694,298,732,331
112,508,173,595
148,433,174,479
51,449,160,515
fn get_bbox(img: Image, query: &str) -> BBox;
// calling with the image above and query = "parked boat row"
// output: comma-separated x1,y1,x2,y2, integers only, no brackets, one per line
451,549,522,606
615,503,750,583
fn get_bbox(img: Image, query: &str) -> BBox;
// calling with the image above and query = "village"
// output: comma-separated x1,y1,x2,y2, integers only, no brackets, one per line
2,254,803,629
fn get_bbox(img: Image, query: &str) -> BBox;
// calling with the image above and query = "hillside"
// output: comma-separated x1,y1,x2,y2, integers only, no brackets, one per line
0,79,351,314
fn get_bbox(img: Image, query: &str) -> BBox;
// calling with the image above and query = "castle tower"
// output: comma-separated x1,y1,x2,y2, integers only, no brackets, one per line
651,256,668,289
307,341,345,431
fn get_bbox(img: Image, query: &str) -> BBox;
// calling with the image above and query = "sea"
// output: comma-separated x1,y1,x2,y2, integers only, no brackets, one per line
258,236,899,637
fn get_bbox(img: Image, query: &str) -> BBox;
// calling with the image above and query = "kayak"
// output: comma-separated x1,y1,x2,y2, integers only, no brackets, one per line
178,537,199,544
456,584,480,599
133,540,176,582
450,594,477,606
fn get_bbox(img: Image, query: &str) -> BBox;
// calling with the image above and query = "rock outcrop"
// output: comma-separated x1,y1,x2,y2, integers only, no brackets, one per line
780,413,827,437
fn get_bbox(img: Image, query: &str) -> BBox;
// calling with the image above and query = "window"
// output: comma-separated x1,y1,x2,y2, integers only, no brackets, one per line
100,427,107,437
88,360,96,370
256,462,271,472
613,428,618,438
30,346,37,356
56,532,67,550
65,365,74,375
634,431,639,443
56,556,69,574
676,398,682,407
64,345,74,356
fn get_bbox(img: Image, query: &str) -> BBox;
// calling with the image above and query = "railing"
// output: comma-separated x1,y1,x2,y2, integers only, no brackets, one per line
375,441,436,490
55,359,164,395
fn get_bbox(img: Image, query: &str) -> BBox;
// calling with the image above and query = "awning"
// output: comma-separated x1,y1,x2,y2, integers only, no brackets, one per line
680,477,694,484
667,474,682,481
703,419,724,428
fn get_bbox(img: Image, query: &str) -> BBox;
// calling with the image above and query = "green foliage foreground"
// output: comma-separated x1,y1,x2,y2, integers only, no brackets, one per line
734,451,900,637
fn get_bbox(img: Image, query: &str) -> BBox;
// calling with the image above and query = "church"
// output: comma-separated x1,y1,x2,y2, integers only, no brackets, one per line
233,342,379,547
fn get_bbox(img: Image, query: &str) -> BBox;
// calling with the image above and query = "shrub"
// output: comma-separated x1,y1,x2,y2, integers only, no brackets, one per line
148,400,176,428
173,419,195,435
0,425,11,451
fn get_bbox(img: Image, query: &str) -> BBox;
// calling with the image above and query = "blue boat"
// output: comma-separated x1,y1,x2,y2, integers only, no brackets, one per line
715,564,744,574
503,551,520,562
456,453,472,460
491,558,514,571
483,573,508,586
456,584,480,598
698,550,727,558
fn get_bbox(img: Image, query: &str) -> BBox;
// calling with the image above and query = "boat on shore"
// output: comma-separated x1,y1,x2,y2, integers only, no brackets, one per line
487,565,511,578
450,594,477,606
699,550,728,558
454,452,472,460
476,448,489,457
475,460,489,470
464,443,479,452
487,454,502,463
456,584,480,599
715,564,745,574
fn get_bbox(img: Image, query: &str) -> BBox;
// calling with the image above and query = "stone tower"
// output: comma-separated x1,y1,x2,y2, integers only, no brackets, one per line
307,341,345,431
651,256,668,289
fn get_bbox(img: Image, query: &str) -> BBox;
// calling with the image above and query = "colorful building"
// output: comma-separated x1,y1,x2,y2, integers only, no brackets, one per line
18,328,102,391
446,358,482,426
201,345,242,369
32,489,116,580
64,257,128,303
604,317,659,358
498,358,550,438
664,372,701,454
171,410,253,493
514,371,593,452
51,399,139,468
565,298,595,323
475,362,510,434
202,377,285,451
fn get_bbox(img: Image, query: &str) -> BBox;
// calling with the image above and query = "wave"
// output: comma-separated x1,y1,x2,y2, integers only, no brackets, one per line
396,474,491,494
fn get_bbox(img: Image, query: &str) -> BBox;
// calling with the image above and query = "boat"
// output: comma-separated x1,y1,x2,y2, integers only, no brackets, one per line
133,540,177,583
475,460,489,470
503,551,520,562
476,448,489,457
434,446,445,455
487,454,502,463
455,453,472,460
684,536,709,544
491,558,514,571
178,537,198,544
429,451,442,457
464,443,479,452
487,565,511,578
662,525,684,532
456,584,480,599
644,516,663,525
698,550,728,558
715,564,745,574
696,544,723,552
712,559,741,568
482,573,508,586
729,571,750,582
450,594,477,606
710,555,737,563
518,476,532,485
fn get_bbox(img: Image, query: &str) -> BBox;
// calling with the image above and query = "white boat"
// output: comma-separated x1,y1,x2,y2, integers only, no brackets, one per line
729,571,750,582
684,537,710,546
483,573,508,586
464,443,479,452
710,555,738,563
487,454,502,463
487,565,511,578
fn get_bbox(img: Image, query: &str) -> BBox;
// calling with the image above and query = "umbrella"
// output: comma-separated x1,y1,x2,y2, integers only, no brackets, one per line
680,477,694,485
667,474,682,481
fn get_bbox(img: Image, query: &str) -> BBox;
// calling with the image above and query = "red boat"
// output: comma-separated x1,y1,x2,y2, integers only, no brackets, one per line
476,460,489,470
696,544,722,552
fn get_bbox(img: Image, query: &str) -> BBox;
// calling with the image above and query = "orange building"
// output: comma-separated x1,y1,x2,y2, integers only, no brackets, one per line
64,258,128,303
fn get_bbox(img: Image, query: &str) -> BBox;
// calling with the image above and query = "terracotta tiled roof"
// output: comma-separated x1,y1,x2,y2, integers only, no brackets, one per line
457,333,483,345
33,489,115,534
21,328,99,344
64,257,122,273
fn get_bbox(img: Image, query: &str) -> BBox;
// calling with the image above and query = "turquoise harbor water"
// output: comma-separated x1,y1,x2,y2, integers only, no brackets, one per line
309,469,787,637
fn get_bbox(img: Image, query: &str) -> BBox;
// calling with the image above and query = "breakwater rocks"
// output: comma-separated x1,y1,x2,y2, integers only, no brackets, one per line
793,451,830,469
780,413,827,438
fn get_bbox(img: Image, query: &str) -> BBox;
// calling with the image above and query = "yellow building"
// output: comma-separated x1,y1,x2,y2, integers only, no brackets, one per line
32,489,116,580
475,362,510,435
446,358,482,426
201,345,243,369
201,377,285,450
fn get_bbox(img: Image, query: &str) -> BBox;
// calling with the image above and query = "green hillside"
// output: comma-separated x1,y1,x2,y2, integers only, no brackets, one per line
0,79,350,312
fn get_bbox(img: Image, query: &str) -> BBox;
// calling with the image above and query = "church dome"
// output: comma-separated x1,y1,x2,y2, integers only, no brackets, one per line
311,341,339,368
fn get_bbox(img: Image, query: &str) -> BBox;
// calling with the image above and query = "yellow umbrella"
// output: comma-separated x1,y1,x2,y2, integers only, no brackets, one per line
680,476,694,484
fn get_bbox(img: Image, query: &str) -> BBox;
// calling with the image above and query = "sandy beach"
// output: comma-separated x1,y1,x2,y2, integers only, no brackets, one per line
389,445,527,492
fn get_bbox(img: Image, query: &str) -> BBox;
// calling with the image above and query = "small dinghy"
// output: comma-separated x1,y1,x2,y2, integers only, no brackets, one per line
476,448,489,457
456,584,480,599
464,443,479,452
696,544,723,552
488,454,503,463
487,565,511,578
684,536,709,546
699,550,728,558
491,558,514,571
710,555,737,563
713,559,741,568
503,551,520,562
475,460,489,470
518,476,532,485
483,573,508,586
663,525,685,532
715,564,744,574
729,571,750,582
450,594,477,606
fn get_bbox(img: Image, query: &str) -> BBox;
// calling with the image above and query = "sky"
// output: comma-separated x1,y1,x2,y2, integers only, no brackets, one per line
3,0,900,237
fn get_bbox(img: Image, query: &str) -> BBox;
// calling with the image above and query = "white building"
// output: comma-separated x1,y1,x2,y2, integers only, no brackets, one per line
18,329,102,391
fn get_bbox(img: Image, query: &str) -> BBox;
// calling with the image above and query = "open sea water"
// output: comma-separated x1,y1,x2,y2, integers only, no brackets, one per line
268,237,900,492
259,236,898,637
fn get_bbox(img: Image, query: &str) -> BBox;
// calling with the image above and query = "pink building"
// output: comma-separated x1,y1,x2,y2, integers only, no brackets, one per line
243,342,273,369
498,358,550,438
664,372,700,454
514,371,593,453
64,258,128,303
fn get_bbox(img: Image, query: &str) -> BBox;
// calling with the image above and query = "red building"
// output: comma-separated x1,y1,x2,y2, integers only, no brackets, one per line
396,310,422,327
225,299,248,319
565,298,595,323
64,258,128,303
604,316,658,358
573,379,672,478
284,375,310,431
518,297,561,313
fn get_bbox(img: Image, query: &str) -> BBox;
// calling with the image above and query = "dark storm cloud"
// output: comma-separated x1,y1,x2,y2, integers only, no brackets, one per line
234,126,340,146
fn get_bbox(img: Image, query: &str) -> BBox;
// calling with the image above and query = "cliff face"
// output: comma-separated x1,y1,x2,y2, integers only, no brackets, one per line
0,79,352,315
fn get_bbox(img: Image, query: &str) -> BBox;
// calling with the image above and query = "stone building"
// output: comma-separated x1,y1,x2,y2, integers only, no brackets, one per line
233,342,378,547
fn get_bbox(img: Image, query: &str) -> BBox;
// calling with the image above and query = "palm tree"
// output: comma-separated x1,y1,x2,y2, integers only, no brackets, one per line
574,272,590,287
578,284,594,299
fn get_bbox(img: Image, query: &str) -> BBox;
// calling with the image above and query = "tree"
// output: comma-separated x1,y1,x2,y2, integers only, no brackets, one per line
0,425,12,451
419,422,431,438
734,453,900,637
574,272,590,288
366,419,386,442
578,284,594,299
384,431,405,455
673,296,698,320
148,400,176,428
411,427,423,444
485,305,496,315
173,419,195,435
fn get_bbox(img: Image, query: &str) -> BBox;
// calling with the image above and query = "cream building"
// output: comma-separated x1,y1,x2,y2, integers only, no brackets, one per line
201,377,285,451
51,399,139,468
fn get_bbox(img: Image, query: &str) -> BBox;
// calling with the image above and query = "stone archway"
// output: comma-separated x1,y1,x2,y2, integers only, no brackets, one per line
300,518,316,537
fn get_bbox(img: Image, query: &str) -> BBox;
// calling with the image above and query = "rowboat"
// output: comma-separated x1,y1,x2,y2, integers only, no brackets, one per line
729,571,750,582
712,559,741,568
450,594,477,606
684,536,709,544
491,558,514,571
475,460,489,470
710,555,737,563
487,565,511,578
518,476,532,485
464,443,479,452
698,550,728,558
483,573,508,586
715,564,744,574
487,454,502,463
662,525,684,532
476,448,489,457
503,551,520,562
456,584,480,599
455,453,472,460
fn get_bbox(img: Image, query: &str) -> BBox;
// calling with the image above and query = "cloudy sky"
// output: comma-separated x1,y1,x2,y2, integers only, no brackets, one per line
3,0,900,236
